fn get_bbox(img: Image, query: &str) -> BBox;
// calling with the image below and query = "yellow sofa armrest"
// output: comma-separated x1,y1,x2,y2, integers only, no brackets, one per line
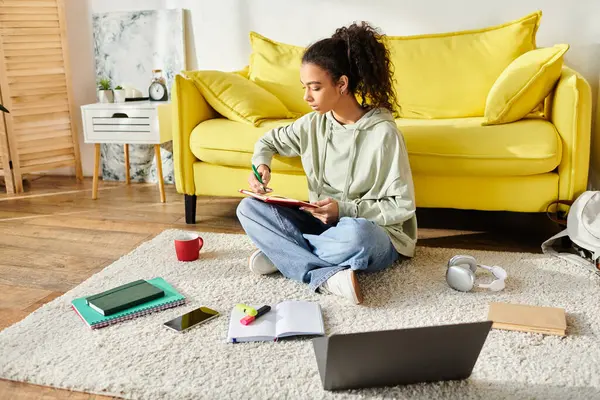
172,74,217,195
551,66,592,202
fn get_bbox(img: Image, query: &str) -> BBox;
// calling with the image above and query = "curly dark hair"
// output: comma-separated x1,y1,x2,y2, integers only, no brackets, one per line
301,21,398,113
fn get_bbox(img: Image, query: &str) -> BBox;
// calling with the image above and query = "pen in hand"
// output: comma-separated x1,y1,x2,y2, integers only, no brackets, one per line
252,164,270,193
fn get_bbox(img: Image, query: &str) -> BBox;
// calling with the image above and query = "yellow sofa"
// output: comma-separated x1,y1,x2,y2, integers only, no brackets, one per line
172,12,592,224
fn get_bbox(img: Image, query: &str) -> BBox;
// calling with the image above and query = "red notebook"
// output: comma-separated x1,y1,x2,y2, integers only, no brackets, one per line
239,189,318,208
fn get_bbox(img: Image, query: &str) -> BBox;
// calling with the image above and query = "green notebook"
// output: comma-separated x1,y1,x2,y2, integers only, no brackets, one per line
71,277,185,329
86,279,165,316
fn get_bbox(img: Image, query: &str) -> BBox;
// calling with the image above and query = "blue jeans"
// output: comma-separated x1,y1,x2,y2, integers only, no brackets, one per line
236,198,400,291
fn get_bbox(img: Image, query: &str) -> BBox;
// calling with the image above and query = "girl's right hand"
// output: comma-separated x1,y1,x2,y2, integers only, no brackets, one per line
248,164,272,194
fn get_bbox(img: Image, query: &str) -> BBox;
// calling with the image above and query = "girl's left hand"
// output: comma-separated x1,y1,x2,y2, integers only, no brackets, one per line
301,197,339,225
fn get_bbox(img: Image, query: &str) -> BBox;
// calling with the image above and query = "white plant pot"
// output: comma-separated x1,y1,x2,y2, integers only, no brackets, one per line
113,90,126,103
98,90,113,103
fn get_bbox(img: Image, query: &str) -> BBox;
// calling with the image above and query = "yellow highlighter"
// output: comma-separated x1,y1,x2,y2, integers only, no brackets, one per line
236,303,257,316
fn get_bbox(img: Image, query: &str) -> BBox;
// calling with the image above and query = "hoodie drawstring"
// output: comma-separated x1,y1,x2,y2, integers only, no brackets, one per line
342,128,359,201
316,122,358,202
316,126,331,199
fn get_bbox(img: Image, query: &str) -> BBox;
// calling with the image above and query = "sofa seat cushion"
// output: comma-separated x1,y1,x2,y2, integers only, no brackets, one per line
190,119,304,173
397,117,561,176
190,117,561,176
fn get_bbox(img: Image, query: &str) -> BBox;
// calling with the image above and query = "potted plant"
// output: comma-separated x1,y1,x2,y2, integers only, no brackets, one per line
113,85,126,103
97,77,113,103
0,104,8,113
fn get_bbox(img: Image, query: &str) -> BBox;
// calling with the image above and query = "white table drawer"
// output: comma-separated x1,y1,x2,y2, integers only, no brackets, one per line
82,108,160,144
92,124,151,133
93,117,151,126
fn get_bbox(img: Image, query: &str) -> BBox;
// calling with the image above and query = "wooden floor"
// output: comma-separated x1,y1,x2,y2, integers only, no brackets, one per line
0,175,561,399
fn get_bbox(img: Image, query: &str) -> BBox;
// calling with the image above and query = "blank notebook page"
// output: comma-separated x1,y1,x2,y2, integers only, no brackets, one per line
275,300,324,338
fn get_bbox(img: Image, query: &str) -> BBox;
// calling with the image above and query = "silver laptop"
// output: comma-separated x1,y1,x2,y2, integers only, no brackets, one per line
312,321,492,391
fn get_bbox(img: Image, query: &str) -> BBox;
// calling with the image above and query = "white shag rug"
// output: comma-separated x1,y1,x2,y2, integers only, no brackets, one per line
2,229,600,400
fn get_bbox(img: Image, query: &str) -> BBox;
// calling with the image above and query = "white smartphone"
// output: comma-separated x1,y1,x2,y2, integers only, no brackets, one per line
163,306,219,332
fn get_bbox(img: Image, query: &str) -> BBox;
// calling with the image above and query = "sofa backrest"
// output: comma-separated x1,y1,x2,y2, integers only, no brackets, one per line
387,11,541,119
247,11,542,119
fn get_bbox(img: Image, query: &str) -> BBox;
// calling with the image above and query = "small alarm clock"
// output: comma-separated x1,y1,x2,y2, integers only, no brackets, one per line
148,69,168,101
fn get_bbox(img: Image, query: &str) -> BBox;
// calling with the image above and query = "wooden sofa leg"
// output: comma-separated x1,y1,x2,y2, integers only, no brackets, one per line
185,195,197,224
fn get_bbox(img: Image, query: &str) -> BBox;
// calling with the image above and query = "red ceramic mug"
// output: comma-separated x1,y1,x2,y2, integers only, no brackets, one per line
174,232,203,261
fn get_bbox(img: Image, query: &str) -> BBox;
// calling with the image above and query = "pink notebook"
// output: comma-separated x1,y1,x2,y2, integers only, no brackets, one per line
239,189,318,208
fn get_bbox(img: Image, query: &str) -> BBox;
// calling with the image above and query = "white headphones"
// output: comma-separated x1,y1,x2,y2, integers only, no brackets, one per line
446,255,507,292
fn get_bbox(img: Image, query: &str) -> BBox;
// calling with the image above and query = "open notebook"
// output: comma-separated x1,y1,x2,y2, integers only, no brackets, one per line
227,300,324,343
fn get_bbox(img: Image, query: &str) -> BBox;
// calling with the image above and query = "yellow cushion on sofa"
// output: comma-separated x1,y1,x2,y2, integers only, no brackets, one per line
190,119,304,173
397,117,561,176
483,44,569,125
189,117,560,177
386,11,541,119
183,70,295,127
247,31,311,116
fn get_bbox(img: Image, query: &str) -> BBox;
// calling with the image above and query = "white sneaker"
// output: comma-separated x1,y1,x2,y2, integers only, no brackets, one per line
248,250,278,275
319,269,363,304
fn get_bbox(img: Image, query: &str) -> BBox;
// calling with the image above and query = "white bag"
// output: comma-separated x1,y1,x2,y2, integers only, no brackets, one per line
542,191,600,275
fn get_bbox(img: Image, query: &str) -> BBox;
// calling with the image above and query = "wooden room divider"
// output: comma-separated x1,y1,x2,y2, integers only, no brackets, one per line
0,0,82,193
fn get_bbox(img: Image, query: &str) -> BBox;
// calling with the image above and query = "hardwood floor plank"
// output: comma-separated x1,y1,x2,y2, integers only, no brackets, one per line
0,234,142,259
0,210,39,219
0,246,109,272
23,215,184,234
0,265,94,292
0,176,121,200
0,200,92,213
0,380,117,400
0,223,150,247
0,186,123,203
23,291,63,313
0,309,29,331
0,283,53,310
68,208,183,224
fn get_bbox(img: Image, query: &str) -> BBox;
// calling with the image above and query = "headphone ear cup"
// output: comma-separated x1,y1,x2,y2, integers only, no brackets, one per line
448,255,478,274
446,264,475,292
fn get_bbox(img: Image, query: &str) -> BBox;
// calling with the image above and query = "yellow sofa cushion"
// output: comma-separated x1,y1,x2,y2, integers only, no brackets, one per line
190,119,304,172
247,32,311,116
386,11,541,118
190,117,560,176
483,44,569,125
397,117,560,175
183,70,295,127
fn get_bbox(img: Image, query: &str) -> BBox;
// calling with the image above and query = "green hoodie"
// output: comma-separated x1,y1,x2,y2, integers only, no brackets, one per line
252,108,417,257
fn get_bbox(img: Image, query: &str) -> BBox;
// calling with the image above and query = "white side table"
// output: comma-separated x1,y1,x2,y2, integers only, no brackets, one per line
81,101,171,202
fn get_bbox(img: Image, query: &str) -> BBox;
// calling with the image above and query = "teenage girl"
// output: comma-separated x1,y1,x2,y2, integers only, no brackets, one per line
236,22,417,304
